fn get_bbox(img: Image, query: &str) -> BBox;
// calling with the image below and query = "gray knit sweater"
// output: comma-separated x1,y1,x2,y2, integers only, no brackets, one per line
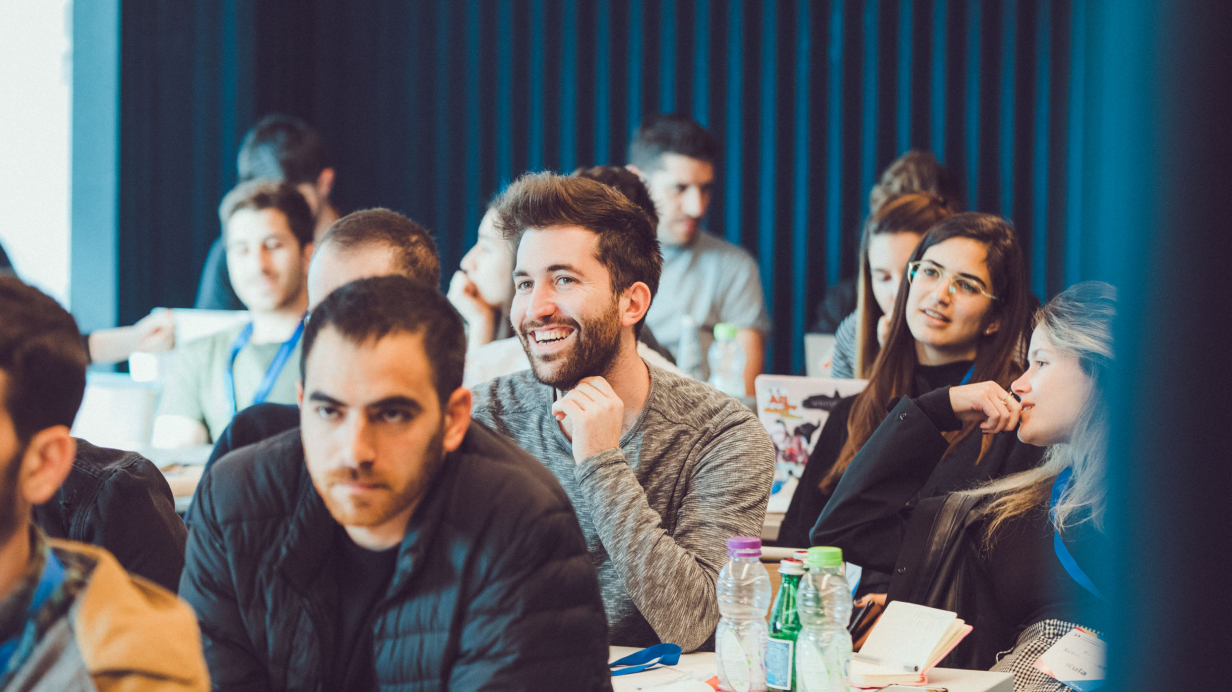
470,364,775,652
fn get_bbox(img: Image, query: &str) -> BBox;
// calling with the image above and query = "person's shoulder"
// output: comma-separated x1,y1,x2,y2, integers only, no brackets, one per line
644,365,759,432
446,420,574,521
70,438,158,479
175,323,245,363
199,427,306,524
465,337,530,386
470,369,547,420
53,540,210,690
695,231,758,265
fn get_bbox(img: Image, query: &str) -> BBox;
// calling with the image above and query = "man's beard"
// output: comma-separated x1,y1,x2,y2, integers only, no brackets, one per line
518,298,622,391
312,424,445,530
0,442,26,548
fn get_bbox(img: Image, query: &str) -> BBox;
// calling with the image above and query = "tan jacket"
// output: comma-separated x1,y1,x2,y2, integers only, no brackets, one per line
5,540,209,692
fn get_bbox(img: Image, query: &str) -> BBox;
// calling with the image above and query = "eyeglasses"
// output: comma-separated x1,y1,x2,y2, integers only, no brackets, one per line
906,260,997,300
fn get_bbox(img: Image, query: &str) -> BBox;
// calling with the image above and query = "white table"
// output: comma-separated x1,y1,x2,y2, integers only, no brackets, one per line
609,646,1012,692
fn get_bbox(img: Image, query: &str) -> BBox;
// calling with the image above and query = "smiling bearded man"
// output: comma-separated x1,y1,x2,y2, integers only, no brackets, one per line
470,172,776,653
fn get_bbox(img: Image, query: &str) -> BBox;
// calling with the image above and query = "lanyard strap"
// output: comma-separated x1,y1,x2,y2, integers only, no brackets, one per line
0,551,66,675
609,643,682,676
959,364,976,385
1050,468,1105,601
225,317,305,417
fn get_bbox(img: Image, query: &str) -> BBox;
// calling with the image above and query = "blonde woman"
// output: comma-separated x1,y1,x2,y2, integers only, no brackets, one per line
813,281,1114,690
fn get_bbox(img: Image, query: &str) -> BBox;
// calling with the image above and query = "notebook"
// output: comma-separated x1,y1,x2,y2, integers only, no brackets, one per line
848,601,973,688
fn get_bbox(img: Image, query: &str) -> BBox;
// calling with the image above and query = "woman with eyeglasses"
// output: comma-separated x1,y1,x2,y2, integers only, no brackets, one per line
828,192,957,380
779,213,1039,567
814,282,1114,689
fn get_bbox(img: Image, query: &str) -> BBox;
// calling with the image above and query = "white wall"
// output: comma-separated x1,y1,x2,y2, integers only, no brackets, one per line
0,0,73,306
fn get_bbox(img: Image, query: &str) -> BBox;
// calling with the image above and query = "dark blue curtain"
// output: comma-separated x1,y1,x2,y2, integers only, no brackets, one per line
116,0,1098,375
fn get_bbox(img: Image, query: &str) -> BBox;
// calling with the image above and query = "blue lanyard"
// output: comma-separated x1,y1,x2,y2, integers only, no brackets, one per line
0,551,66,675
959,364,975,385
224,317,305,417
609,643,682,676
1050,468,1105,600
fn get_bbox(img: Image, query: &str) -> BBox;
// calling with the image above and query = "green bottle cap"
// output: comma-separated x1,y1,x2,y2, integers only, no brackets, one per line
713,322,739,341
805,546,843,569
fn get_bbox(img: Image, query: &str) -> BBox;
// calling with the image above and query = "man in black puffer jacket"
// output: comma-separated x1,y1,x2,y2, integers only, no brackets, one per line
180,277,612,691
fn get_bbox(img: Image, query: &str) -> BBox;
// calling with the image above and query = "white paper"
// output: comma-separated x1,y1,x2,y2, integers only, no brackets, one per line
858,601,958,671
1037,628,1106,690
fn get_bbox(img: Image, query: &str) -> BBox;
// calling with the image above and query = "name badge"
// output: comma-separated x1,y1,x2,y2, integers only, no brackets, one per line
1033,627,1105,691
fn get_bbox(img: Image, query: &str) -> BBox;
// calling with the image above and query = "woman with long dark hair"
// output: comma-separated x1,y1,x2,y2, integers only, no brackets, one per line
778,212,1040,549
829,192,956,379
813,282,1115,689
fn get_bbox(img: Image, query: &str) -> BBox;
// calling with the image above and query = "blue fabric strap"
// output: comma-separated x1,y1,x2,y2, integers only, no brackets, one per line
609,643,683,676
224,316,305,417
0,551,67,675
959,364,976,385
1050,468,1105,601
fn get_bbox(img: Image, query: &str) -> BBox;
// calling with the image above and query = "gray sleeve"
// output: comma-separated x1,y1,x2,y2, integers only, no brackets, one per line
717,253,772,334
572,413,775,652
830,312,858,379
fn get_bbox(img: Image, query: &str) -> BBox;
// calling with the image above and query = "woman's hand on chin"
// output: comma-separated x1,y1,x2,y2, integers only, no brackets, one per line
948,381,1021,434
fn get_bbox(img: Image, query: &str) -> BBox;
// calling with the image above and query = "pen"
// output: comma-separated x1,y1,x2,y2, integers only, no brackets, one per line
852,653,920,673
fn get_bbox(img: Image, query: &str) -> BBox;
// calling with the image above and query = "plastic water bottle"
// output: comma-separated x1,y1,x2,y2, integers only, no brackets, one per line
766,559,805,691
708,322,746,397
716,536,772,692
795,547,852,692
677,315,706,381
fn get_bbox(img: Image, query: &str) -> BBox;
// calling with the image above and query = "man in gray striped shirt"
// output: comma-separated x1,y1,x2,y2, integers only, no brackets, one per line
469,172,774,652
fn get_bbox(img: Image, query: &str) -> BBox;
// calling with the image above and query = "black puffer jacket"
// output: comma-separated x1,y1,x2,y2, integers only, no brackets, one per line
34,438,187,592
180,421,613,692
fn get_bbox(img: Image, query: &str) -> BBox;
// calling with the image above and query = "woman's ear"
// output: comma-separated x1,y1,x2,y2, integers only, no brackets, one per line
983,317,1001,336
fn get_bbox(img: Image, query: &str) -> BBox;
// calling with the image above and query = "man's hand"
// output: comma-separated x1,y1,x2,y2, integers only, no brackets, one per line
948,381,1021,434
133,308,176,352
551,376,624,463
447,270,499,348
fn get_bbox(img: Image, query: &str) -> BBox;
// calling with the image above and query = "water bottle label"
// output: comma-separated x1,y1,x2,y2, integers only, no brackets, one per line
795,640,828,692
765,637,794,690
718,627,755,692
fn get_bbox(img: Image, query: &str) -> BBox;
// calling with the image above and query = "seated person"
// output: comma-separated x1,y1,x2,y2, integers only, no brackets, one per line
197,114,342,311
36,438,187,592
470,173,775,651
455,167,678,386
813,149,963,334
829,193,955,379
180,277,611,691
0,276,208,690
628,114,770,394
153,179,315,447
813,282,1115,686
779,213,1040,551
194,208,441,480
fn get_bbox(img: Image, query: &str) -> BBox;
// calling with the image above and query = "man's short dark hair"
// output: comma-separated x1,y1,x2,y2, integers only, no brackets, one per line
317,209,442,288
219,179,316,249
628,113,719,172
492,172,662,337
573,165,659,229
0,277,88,443
301,276,465,403
236,114,330,186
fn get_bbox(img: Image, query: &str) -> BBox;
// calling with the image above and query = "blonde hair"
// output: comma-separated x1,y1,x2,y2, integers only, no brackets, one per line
964,281,1117,543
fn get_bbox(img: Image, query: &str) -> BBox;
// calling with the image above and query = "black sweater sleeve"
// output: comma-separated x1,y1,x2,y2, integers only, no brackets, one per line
810,396,953,572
